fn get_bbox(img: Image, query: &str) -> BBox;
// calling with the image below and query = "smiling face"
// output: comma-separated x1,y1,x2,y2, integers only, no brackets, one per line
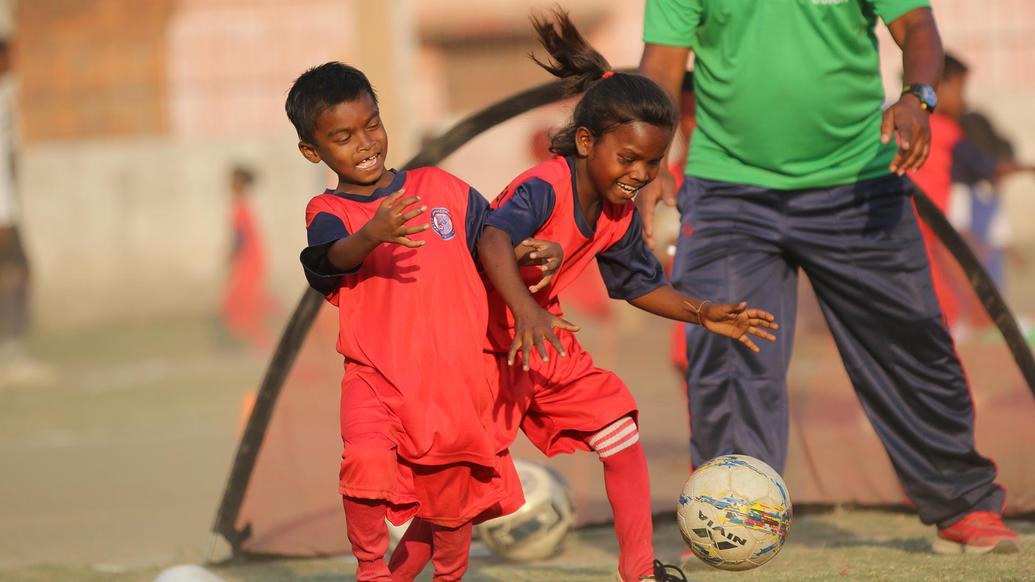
575,121,673,205
298,92,392,195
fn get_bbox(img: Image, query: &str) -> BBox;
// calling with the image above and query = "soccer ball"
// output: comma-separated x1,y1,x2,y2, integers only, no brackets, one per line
475,459,575,562
677,454,792,571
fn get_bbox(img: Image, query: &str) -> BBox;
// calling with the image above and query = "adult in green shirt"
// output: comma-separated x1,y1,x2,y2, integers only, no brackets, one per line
638,0,1017,554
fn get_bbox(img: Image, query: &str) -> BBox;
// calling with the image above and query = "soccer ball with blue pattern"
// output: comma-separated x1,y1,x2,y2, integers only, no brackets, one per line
677,454,792,571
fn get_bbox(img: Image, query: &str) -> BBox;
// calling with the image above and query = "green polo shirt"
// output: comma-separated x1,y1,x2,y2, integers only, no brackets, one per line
644,0,930,190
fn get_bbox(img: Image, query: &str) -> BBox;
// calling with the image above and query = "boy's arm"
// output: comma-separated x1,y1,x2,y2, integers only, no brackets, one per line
479,226,579,369
514,238,564,293
302,188,424,275
300,190,427,295
325,190,428,272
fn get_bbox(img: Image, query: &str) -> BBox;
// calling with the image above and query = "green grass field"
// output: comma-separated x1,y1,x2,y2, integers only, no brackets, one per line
1,316,1032,581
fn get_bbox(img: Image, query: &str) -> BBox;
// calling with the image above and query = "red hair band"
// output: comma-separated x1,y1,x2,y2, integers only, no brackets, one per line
601,70,615,79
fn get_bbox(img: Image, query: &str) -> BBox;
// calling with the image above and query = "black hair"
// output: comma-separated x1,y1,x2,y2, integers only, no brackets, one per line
529,8,677,157
285,62,378,143
943,52,969,81
231,164,256,187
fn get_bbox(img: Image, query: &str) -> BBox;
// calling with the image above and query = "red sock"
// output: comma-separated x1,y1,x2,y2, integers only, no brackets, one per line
430,522,473,582
589,418,654,581
343,496,393,582
387,518,471,581
388,518,433,581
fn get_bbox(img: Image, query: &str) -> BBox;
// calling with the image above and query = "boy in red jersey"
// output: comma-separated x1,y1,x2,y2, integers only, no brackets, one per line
479,12,779,582
287,62,536,581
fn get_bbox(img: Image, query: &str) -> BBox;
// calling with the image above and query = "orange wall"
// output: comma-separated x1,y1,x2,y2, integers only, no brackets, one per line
16,0,175,144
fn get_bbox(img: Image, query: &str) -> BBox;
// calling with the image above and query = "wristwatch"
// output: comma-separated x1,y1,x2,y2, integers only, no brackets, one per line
901,83,938,113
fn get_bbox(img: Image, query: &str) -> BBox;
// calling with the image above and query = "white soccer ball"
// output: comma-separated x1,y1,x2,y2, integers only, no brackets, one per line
677,454,792,571
475,459,575,562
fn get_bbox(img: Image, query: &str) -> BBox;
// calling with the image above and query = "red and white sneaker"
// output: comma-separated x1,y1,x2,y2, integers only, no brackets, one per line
933,511,1020,555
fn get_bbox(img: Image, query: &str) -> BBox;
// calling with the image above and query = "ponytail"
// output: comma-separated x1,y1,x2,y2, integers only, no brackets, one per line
530,7,678,157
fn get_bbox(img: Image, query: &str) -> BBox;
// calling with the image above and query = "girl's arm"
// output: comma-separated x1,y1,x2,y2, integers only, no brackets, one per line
628,284,779,353
479,226,579,370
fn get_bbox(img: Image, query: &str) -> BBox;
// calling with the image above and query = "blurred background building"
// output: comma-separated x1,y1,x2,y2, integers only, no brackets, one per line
11,0,1033,330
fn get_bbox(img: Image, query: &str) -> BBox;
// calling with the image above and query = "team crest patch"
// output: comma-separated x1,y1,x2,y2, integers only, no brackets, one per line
430,207,456,240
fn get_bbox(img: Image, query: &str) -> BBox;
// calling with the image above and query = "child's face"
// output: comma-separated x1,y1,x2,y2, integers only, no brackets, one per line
298,92,390,192
230,172,249,197
576,122,673,205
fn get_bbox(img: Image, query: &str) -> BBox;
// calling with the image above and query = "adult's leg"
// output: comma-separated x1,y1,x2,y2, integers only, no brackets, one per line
790,177,1004,526
672,177,798,471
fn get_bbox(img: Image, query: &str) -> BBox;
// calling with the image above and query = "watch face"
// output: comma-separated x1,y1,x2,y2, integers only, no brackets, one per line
920,85,938,109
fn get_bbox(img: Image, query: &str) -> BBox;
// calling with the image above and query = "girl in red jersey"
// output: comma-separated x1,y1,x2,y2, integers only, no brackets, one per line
477,10,780,582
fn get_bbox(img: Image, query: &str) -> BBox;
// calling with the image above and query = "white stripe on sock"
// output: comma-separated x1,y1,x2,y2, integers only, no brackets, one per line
591,423,638,453
588,417,634,448
597,432,640,458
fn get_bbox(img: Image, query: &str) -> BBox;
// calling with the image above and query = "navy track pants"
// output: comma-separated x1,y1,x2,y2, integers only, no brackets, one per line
672,174,1004,526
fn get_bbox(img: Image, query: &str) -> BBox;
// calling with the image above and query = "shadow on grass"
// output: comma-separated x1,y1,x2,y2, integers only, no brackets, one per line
780,520,932,555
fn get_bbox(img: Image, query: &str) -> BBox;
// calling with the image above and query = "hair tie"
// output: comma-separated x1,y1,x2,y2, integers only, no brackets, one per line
601,70,615,79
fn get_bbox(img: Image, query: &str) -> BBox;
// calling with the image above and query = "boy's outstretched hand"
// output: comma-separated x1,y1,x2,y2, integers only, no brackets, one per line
516,238,564,293
509,305,580,371
690,300,779,353
359,188,429,248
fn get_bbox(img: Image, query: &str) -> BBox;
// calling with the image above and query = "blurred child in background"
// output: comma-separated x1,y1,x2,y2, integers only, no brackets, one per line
912,53,1035,335
221,165,275,350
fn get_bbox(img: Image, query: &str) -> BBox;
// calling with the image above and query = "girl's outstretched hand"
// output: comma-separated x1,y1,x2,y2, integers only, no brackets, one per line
689,300,779,353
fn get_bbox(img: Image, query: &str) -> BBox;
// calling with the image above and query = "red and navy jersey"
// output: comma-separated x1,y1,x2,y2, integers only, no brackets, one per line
483,156,666,352
300,167,498,467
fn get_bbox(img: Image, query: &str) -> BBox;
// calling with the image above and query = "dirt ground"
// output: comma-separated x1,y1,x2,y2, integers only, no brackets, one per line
5,510,1035,581
1,306,1034,582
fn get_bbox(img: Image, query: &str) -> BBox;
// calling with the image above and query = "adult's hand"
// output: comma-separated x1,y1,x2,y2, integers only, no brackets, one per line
886,7,942,175
881,96,930,175
639,42,691,249
635,166,677,250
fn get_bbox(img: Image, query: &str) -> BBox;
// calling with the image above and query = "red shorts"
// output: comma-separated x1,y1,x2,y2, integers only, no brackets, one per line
340,366,523,528
489,331,638,457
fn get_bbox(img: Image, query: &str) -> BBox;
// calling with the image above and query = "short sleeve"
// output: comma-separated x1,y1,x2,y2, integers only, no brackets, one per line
597,211,668,300
952,139,999,185
484,178,557,246
300,209,353,296
465,187,490,258
643,0,703,48
864,0,930,24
